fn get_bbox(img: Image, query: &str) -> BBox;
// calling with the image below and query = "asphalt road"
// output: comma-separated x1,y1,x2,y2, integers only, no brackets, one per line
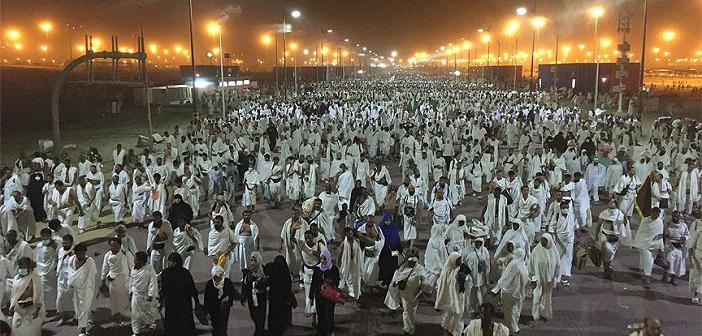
23,161,700,336
3,109,700,336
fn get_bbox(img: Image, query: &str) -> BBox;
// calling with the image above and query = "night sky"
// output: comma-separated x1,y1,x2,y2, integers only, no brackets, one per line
1,0,700,65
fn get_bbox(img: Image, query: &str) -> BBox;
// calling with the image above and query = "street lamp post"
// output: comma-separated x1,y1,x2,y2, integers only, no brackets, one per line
217,26,225,119
590,6,605,112
530,16,546,90
504,20,520,89
638,0,648,114
187,0,199,118
39,21,52,64
282,9,301,98
290,42,298,95
207,22,225,118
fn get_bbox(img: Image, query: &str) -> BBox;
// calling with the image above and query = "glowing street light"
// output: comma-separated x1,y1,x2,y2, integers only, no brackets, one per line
14,43,23,50
6,29,20,41
291,10,301,18
207,22,221,35
391,50,398,58
600,38,612,48
504,20,520,37
531,16,547,30
289,42,298,51
149,44,158,54
589,6,605,19
516,7,528,16
578,44,586,51
662,30,676,42
39,21,53,33
92,38,102,50
174,45,183,53
652,47,660,54
261,34,272,46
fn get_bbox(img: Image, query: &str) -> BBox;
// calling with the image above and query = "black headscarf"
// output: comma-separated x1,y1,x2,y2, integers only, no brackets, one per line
265,255,292,300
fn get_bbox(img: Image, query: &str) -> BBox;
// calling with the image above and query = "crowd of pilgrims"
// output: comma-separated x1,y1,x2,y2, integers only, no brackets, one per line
0,75,700,336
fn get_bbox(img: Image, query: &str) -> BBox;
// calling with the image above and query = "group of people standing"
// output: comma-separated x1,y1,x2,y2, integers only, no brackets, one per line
1,75,698,336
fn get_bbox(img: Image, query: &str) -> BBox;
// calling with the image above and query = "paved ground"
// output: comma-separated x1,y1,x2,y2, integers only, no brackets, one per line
3,108,701,335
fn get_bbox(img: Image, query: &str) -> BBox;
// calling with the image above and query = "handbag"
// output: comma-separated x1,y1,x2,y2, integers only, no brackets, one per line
659,198,669,209
654,251,670,269
403,205,415,218
288,292,298,308
320,277,345,304
605,233,619,243
194,302,209,325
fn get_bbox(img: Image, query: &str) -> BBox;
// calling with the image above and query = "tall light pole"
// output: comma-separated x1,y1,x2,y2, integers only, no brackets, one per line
187,0,198,118
638,0,648,115
282,9,301,98
590,6,605,112
39,21,52,64
207,22,225,119
290,41,298,94
261,34,272,71
138,1,153,137
530,16,546,90
320,28,332,81
504,19,520,89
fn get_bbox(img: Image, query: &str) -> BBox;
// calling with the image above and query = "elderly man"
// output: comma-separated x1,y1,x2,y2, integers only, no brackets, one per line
206,215,237,278
1,190,36,240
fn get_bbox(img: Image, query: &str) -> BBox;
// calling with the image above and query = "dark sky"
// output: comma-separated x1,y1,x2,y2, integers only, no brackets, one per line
1,0,700,65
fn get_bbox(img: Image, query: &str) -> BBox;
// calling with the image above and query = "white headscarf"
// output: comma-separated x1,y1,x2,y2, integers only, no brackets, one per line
211,265,226,297
529,233,559,283
434,252,467,314
495,219,528,258
495,248,529,299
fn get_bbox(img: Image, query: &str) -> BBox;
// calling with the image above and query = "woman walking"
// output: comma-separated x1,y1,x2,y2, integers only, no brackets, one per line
204,266,236,336
310,248,341,336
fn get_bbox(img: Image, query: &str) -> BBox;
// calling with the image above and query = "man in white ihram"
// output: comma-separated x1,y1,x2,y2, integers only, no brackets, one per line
101,237,132,327
68,243,97,336
129,251,158,336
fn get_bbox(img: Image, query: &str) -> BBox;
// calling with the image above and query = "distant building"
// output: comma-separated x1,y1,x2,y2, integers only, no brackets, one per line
537,62,641,95
179,65,240,82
